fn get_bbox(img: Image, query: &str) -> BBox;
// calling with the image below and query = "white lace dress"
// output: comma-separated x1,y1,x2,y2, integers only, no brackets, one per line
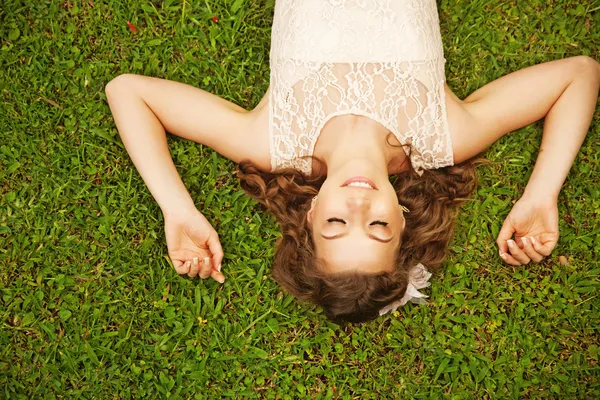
269,0,454,175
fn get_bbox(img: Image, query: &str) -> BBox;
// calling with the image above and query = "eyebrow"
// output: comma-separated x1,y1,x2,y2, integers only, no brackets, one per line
321,233,393,243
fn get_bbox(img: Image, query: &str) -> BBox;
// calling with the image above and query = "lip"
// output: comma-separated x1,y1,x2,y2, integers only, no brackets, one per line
341,176,378,190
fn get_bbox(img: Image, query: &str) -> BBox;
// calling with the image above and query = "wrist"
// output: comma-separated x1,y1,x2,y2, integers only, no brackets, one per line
160,197,197,218
521,185,559,205
522,169,565,205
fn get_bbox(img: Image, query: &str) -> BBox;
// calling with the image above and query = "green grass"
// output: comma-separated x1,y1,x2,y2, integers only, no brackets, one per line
1,0,599,398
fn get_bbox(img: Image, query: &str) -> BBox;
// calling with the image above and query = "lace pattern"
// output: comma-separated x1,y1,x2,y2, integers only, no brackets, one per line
269,0,454,175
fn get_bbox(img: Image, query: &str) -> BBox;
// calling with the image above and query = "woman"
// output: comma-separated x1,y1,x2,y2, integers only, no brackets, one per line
106,0,600,323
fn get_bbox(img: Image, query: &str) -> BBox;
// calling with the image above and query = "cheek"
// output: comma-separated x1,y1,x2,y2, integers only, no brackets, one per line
385,204,404,228
316,191,343,211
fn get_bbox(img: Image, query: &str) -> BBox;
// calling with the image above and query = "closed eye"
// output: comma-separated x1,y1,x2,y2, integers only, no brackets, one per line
327,218,346,224
370,221,388,226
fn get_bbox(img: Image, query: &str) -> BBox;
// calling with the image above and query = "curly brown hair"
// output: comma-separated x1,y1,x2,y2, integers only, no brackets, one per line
237,158,477,324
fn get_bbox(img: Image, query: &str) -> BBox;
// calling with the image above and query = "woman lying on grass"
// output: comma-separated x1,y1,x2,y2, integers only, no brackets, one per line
106,0,600,323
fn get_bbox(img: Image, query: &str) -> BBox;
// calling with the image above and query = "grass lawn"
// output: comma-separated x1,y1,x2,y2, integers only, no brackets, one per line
1,0,599,398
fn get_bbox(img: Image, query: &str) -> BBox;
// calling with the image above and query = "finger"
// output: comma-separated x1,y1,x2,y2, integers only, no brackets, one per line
531,236,556,257
188,257,200,278
507,239,531,264
199,257,212,279
520,237,544,263
499,251,522,266
210,269,225,284
496,218,516,255
172,259,185,273
207,232,224,272
175,260,191,275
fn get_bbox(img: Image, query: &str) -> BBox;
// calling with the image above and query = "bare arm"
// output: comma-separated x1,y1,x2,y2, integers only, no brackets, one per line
105,74,270,214
447,56,600,263
450,56,599,171
105,74,270,280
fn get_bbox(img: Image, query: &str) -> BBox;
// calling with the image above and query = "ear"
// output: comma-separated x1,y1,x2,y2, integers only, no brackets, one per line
398,204,406,230
307,198,316,224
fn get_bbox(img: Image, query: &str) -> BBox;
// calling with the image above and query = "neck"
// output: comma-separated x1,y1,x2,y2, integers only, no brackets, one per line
313,115,407,176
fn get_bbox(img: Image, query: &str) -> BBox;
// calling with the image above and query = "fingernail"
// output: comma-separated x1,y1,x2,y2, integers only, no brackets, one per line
193,257,198,266
530,237,538,246
522,237,528,246
218,276,225,283
508,240,515,248
203,257,210,265
500,253,507,260
218,264,222,272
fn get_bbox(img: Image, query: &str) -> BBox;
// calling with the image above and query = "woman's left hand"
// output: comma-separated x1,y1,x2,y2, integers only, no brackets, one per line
496,195,559,265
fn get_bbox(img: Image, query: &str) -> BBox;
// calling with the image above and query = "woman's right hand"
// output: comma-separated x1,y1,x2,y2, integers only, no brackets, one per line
164,207,225,283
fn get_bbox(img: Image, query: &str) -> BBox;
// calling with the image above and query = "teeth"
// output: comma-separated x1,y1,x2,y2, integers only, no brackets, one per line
347,182,373,189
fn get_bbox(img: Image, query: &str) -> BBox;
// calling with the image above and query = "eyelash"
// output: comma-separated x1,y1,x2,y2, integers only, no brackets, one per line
371,221,388,227
326,218,388,227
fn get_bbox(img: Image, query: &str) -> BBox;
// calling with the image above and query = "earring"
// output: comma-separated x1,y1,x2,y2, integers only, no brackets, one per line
311,196,318,207
400,204,410,213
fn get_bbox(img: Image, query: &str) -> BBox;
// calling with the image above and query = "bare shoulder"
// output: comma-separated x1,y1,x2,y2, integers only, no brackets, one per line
245,86,271,171
444,83,478,164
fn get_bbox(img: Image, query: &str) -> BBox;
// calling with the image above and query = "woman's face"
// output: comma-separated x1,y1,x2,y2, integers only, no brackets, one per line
308,161,405,274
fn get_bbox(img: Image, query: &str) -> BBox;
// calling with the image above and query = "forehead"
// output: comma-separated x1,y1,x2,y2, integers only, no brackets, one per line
315,235,398,274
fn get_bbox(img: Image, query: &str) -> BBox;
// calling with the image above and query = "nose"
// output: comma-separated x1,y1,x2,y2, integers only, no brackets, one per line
346,197,370,211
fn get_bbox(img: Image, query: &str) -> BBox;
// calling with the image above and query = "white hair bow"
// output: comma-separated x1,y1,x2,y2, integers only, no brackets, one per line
379,263,432,316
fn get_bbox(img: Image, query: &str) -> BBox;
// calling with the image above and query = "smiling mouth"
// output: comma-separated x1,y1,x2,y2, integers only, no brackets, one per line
341,177,378,190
